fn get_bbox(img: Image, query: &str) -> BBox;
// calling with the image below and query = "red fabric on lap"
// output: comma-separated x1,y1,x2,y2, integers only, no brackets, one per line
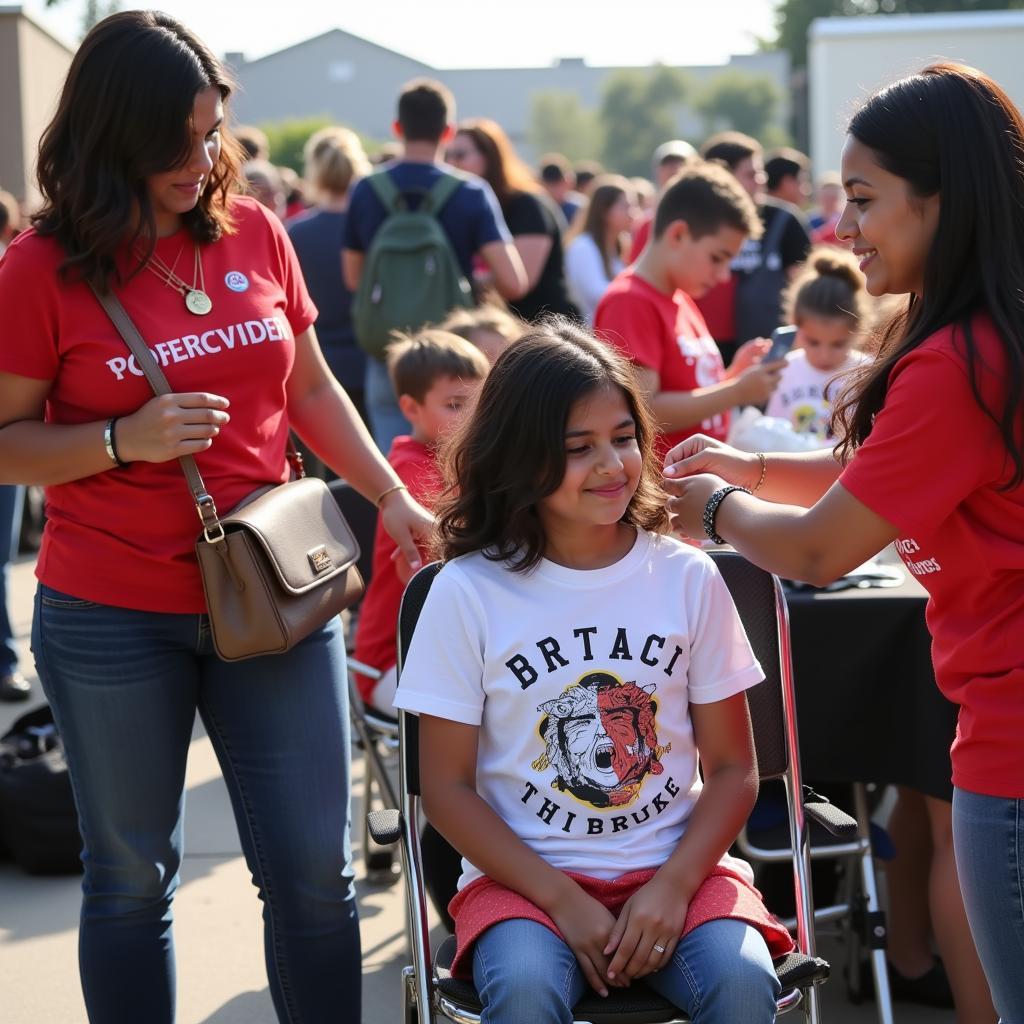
447,865,794,978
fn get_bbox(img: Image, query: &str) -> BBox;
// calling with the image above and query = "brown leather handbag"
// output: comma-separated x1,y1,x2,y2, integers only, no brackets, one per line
93,288,364,662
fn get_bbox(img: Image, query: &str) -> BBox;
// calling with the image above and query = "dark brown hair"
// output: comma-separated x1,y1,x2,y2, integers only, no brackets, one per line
653,161,761,242
454,119,539,206
32,10,243,291
386,329,490,403
700,131,762,171
570,175,630,280
832,63,1024,486
397,79,454,143
436,317,669,572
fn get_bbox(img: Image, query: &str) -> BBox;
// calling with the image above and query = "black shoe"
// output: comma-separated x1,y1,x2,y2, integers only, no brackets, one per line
858,956,955,1009
0,672,31,702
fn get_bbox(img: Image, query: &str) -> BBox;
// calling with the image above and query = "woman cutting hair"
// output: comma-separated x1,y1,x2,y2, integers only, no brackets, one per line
0,11,430,1022
665,63,1023,1022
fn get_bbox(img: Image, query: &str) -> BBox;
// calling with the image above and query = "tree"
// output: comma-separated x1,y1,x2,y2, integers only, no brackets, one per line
772,0,1024,68
598,66,692,178
259,117,334,174
694,70,783,143
528,91,603,164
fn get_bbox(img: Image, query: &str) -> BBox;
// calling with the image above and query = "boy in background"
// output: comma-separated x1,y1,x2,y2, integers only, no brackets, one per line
594,161,783,458
352,331,490,712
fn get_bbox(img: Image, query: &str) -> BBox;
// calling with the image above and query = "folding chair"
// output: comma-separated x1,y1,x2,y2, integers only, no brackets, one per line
370,550,861,1023
328,479,401,883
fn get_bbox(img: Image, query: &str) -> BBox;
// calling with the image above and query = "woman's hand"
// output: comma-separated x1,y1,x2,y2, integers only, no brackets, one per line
603,875,690,982
378,487,434,576
664,473,728,540
549,886,622,996
116,393,230,463
663,434,760,489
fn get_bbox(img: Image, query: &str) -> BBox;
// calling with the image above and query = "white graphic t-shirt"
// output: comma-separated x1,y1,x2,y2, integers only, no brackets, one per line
765,348,869,445
394,531,764,889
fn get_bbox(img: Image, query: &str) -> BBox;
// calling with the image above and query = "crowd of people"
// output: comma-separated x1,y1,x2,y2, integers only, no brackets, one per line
0,9,1022,1024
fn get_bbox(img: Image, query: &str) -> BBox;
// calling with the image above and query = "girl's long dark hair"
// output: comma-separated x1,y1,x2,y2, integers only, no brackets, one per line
833,63,1024,485
436,317,669,572
32,10,243,291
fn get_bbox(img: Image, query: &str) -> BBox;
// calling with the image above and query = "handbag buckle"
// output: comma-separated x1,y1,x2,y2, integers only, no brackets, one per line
196,493,226,544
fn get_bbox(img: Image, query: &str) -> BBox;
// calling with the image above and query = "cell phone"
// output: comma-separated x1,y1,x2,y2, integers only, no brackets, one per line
766,325,798,363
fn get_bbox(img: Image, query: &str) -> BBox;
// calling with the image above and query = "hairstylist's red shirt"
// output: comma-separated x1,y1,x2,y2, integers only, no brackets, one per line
840,312,1024,799
594,268,729,456
352,436,442,701
0,196,317,613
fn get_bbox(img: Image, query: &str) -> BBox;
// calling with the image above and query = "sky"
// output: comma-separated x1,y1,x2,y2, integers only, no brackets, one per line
24,0,779,68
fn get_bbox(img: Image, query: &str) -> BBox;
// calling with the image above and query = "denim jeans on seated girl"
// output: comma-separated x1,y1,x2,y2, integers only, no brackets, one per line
32,585,360,1024
472,916,780,1024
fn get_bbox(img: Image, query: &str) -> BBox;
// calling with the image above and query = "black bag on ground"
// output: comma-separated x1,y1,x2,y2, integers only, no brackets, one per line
0,705,83,875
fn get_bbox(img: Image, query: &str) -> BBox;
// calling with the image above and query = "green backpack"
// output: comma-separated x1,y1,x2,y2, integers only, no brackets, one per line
353,170,474,360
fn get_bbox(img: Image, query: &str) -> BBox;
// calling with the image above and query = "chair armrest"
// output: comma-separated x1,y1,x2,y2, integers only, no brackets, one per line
367,808,402,846
803,786,858,839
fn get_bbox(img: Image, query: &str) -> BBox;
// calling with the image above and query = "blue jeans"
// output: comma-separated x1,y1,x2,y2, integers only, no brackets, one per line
364,356,410,454
31,585,360,1024
472,917,780,1024
952,788,1024,1023
0,484,24,672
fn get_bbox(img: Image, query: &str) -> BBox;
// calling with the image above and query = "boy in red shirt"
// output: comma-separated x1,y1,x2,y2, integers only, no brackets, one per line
353,330,491,711
595,162,784,457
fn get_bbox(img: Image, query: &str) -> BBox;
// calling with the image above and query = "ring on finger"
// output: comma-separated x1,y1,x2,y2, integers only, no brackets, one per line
652,943,666,955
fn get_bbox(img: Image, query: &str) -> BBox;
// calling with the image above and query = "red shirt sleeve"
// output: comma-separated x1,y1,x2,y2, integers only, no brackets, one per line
252,200,318,337
840,345,1005,535
628,217,651,264
594,291,667,374
0,232,62,380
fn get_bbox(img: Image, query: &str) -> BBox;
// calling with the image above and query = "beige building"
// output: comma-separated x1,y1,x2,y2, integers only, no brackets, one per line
228,29,791,157
0,5,73,208
809,10,1024,176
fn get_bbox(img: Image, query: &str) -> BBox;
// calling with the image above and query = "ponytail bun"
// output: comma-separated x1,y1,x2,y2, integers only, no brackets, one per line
811,249,864,292
784,245,869,325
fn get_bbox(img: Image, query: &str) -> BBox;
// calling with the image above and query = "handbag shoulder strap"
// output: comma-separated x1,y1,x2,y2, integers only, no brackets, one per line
89,285,221,529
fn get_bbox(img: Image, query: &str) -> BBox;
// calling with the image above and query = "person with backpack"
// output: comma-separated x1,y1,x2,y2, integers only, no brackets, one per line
343,79,526,451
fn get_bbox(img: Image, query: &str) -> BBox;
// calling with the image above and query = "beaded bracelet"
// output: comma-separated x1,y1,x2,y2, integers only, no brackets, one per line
753,452,767,493
702,485,751,545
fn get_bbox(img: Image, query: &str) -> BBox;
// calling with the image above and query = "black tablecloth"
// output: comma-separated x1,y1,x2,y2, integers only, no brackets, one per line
784,575,959,801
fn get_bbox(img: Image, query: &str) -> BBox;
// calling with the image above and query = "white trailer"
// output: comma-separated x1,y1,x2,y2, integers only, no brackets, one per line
809,10,1024,177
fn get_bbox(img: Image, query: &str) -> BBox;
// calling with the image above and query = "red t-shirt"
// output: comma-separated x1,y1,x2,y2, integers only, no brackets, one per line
628,215,652,265
352,436,442,702
839,312,1024,799
695,276,738,345
594,269,729,455
0,196,317,613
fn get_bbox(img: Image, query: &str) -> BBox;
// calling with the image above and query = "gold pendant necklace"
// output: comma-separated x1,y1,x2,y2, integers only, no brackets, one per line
138,242,213,316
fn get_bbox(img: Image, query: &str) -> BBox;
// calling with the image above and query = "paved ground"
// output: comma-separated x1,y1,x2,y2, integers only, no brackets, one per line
0,553,955,1023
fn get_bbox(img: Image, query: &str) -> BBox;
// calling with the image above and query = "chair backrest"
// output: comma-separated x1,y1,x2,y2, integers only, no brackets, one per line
708,550,790,781
328,480,378,589
395,552,792,794
396,561,443,796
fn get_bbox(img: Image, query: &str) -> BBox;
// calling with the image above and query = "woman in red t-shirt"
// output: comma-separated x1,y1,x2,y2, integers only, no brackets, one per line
664,64,1024,1022
0,12,430,1023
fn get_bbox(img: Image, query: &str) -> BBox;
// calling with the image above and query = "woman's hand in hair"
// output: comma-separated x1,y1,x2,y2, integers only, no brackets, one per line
663,435,760,491
116,392,230,463
378,487,434,577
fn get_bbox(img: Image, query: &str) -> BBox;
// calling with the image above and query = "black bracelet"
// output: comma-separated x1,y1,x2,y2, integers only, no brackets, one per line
702,485,751,545
104,417,126,467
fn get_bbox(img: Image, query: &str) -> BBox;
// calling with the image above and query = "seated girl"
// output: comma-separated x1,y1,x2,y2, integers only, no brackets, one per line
395,317,792,1023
